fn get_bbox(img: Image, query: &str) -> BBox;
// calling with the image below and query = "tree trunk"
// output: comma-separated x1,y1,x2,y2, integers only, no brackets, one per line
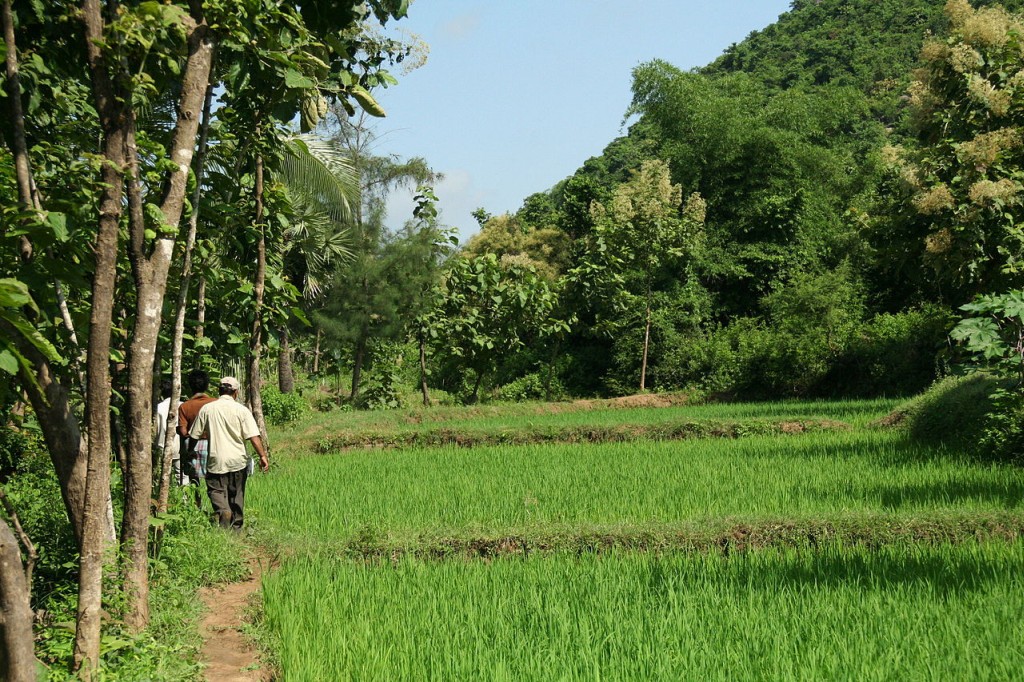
121,20,213,632
419,333,431,406
2,0,34,262
312,327,321,374
76,0,127,670
4,330,89,543
350,329,367,401
0,516,36,682
278,326,295,393
158,50,216,517
470,369,484,404
544,337,562,402
640,298,652,392
247,154,269,447
196,275,207,345
53,276,86,390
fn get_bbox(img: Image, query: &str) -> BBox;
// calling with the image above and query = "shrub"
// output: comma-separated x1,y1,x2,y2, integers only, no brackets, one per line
359,361,403,411
261,387,309,425
830,306,953,397
886,374,1000,451
979,387,1024,464
653,326,740,396
497,372,567,402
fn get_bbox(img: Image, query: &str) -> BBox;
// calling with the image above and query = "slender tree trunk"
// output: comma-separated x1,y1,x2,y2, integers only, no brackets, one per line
419,333,431,406
544,337,562,402
312,327,321,374
2,0,34,262
3,326,89,543
0,516,36,682
158,53,215,516
119,112,157,633
196,275,207,345
640,295,652,392
471,369,484,404
247,155,269,447
76,0,128,668
278,326,295,393
350,329,367,401
121,21,213,632
53,277,86,390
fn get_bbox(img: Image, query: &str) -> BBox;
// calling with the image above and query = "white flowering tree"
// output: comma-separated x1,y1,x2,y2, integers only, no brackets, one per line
882,0,1024,299
585,160,706,391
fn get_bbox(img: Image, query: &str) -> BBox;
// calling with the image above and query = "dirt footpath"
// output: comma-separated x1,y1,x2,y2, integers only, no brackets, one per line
199,557,271,681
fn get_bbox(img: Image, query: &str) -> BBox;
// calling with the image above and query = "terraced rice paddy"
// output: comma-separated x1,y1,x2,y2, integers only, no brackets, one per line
251,399,1024,680
263,545,1024,681
279,397,901,452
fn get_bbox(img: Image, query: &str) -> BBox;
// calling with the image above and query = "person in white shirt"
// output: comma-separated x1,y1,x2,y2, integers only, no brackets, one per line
154,380,182,483
189,376,269,529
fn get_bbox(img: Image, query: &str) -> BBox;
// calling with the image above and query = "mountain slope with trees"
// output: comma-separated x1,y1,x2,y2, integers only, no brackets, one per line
466,0,1021,399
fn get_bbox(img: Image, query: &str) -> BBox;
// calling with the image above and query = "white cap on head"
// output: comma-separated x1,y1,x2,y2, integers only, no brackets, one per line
220,376,240,391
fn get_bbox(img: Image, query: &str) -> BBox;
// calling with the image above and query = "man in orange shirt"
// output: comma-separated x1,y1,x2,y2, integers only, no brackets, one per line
176,369,215,493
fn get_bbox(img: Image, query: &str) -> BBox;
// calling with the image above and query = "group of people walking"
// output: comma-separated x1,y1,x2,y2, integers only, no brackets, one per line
156,370,269,529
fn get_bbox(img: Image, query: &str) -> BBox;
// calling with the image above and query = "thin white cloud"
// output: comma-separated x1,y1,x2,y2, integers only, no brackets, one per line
439,12,480,41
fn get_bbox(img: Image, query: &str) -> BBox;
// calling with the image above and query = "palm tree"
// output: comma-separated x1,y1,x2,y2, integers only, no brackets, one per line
273,134,360,391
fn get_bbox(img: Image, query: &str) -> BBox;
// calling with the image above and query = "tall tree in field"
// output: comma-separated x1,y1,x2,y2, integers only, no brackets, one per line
274,135,360,393
429,254,569,403
587,160,706,391
321,112,440,399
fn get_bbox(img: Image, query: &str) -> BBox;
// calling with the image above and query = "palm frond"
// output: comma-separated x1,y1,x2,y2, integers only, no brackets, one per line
279,134,359,224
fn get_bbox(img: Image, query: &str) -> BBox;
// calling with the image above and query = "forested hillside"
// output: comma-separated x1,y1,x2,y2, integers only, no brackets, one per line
462,0,1024,400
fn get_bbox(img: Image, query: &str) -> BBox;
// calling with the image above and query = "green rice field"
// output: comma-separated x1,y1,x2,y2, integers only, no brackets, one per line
263,545,1024,681
251,399,1024,680
278,397,901,452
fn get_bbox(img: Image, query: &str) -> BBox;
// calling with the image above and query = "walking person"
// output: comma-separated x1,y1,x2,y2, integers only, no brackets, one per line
154,379,181,474
189,376,269,529
177,369,215,500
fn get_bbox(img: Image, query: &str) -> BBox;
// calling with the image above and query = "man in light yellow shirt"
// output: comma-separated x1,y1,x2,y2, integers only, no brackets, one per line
189,376,269,529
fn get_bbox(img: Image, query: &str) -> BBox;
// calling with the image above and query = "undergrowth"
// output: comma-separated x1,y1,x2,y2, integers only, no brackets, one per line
1,435,248,681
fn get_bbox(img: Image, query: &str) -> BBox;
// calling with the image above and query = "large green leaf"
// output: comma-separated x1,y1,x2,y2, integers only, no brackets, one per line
1,312,64,364
0,349,19,375
284,68,315,90
0,279,32,309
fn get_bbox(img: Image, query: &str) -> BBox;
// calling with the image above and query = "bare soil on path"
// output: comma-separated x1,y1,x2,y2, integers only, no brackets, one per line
199,555,272,681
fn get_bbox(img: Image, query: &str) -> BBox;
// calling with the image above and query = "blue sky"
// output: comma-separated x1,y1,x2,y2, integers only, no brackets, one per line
376,0,794,241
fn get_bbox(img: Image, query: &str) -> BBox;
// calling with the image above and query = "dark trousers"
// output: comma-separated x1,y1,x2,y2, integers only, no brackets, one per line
206,467,248,529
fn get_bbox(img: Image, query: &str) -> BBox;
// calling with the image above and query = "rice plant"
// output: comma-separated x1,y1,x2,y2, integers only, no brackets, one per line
279,397,900,452
262,543,1024,681
250,430,1024,546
